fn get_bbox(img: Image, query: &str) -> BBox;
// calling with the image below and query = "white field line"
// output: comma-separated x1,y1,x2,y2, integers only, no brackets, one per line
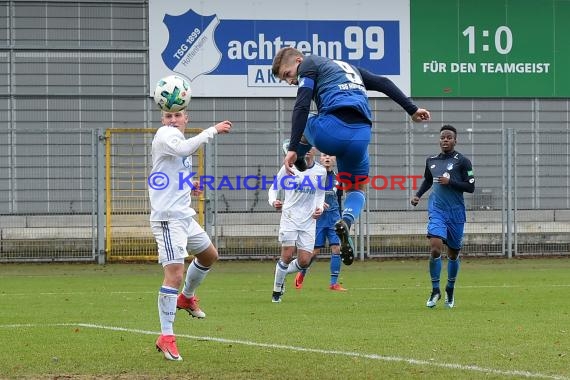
0,323,567,380
1,283,570,297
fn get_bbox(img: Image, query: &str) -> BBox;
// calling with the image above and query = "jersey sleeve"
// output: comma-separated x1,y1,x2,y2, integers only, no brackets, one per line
415,158,433,198
159,126,218,157
289,86,312,152
268,166,287,206
289,58,318,152
358,67,419,116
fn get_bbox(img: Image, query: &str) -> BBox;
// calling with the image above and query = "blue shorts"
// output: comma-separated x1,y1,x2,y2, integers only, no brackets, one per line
315,211,340,248
304,113,371,180
426,209,465,250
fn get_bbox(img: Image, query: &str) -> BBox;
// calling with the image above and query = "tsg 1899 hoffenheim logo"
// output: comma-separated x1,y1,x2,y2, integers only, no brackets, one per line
161,9,222,81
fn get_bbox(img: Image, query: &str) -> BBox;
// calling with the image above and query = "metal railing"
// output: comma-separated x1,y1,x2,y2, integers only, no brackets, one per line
1,128,569,262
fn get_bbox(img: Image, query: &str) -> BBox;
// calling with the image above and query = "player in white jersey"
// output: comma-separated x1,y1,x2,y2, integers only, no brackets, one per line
150,109,231,361
268,147,326,303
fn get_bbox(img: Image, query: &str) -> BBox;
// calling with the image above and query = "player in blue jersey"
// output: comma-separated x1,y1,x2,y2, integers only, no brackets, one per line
294,153,347,291
272,47,431,266
410,125,475,309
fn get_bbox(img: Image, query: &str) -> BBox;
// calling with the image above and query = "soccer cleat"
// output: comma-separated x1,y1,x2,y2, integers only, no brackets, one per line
272,283,285,303
295,272,305,289
426,288,441,308
156,334,182,361
334,220,354,265
281,138,307,172
329,283,347,291
444,287,455,309
177,294,206,319
271,291,282,303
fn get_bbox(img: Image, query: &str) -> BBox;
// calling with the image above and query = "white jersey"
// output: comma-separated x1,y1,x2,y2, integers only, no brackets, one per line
268,163,327,231
149,125,217,221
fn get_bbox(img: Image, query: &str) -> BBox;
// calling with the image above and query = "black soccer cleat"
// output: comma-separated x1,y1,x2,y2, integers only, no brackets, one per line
334,220,354,265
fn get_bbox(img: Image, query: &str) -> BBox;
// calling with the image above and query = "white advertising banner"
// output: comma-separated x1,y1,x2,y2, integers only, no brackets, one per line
149,0,410,97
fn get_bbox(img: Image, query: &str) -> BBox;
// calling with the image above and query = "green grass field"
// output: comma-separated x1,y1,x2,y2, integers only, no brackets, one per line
0,258,569,379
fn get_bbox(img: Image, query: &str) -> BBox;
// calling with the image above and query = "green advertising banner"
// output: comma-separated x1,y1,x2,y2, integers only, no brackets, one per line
411,0,570,97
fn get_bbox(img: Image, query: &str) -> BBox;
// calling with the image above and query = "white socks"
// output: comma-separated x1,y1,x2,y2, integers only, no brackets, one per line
182,259,210,298
158,285,177,335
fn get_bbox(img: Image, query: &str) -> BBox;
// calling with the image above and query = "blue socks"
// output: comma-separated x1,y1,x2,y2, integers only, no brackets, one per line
429,256,460,290
342,190,366,229
429,256,442,290
447,257,460,289
330,253,341,285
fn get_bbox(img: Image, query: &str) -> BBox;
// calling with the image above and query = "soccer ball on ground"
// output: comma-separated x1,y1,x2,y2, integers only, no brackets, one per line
153,74,191,112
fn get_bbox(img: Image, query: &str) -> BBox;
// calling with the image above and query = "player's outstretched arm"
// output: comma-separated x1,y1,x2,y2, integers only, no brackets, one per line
411,109,431,122
214,120,232,134
359,67,430,121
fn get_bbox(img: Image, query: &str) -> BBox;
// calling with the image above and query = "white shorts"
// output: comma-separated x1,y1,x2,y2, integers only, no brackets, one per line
151,217,212,265
279,227,315,252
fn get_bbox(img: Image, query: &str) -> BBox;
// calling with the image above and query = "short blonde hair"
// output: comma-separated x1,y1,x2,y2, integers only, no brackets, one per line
161,109,187,115
271,47,303,76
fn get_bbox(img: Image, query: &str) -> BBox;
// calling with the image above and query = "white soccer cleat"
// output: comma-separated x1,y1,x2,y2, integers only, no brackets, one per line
444,287,455,309
426,288,441,308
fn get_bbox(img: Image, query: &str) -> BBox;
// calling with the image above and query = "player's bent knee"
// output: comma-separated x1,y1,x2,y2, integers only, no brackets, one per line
430,248,442,258
297,249,313,267
195,244,219,266
447,250,460,260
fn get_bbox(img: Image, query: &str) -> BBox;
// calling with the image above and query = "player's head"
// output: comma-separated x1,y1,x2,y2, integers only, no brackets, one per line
272,47,304,85
439,124,457,153
319,153,336,169
161,109,189,130
305,147,318,164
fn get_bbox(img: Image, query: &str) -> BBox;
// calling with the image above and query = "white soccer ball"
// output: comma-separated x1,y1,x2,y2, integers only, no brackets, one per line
153,75,191,112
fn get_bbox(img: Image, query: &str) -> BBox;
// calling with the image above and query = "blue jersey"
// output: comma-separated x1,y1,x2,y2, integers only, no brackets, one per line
315,170,342,247
322,170,340,214
416,151,475,222
297,55,372,122
317,170,342,228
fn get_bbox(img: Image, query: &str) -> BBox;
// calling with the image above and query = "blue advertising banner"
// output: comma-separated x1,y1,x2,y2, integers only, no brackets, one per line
149,1,411,97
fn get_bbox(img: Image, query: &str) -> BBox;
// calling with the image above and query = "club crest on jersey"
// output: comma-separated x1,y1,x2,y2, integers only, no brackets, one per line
447,163,454,170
